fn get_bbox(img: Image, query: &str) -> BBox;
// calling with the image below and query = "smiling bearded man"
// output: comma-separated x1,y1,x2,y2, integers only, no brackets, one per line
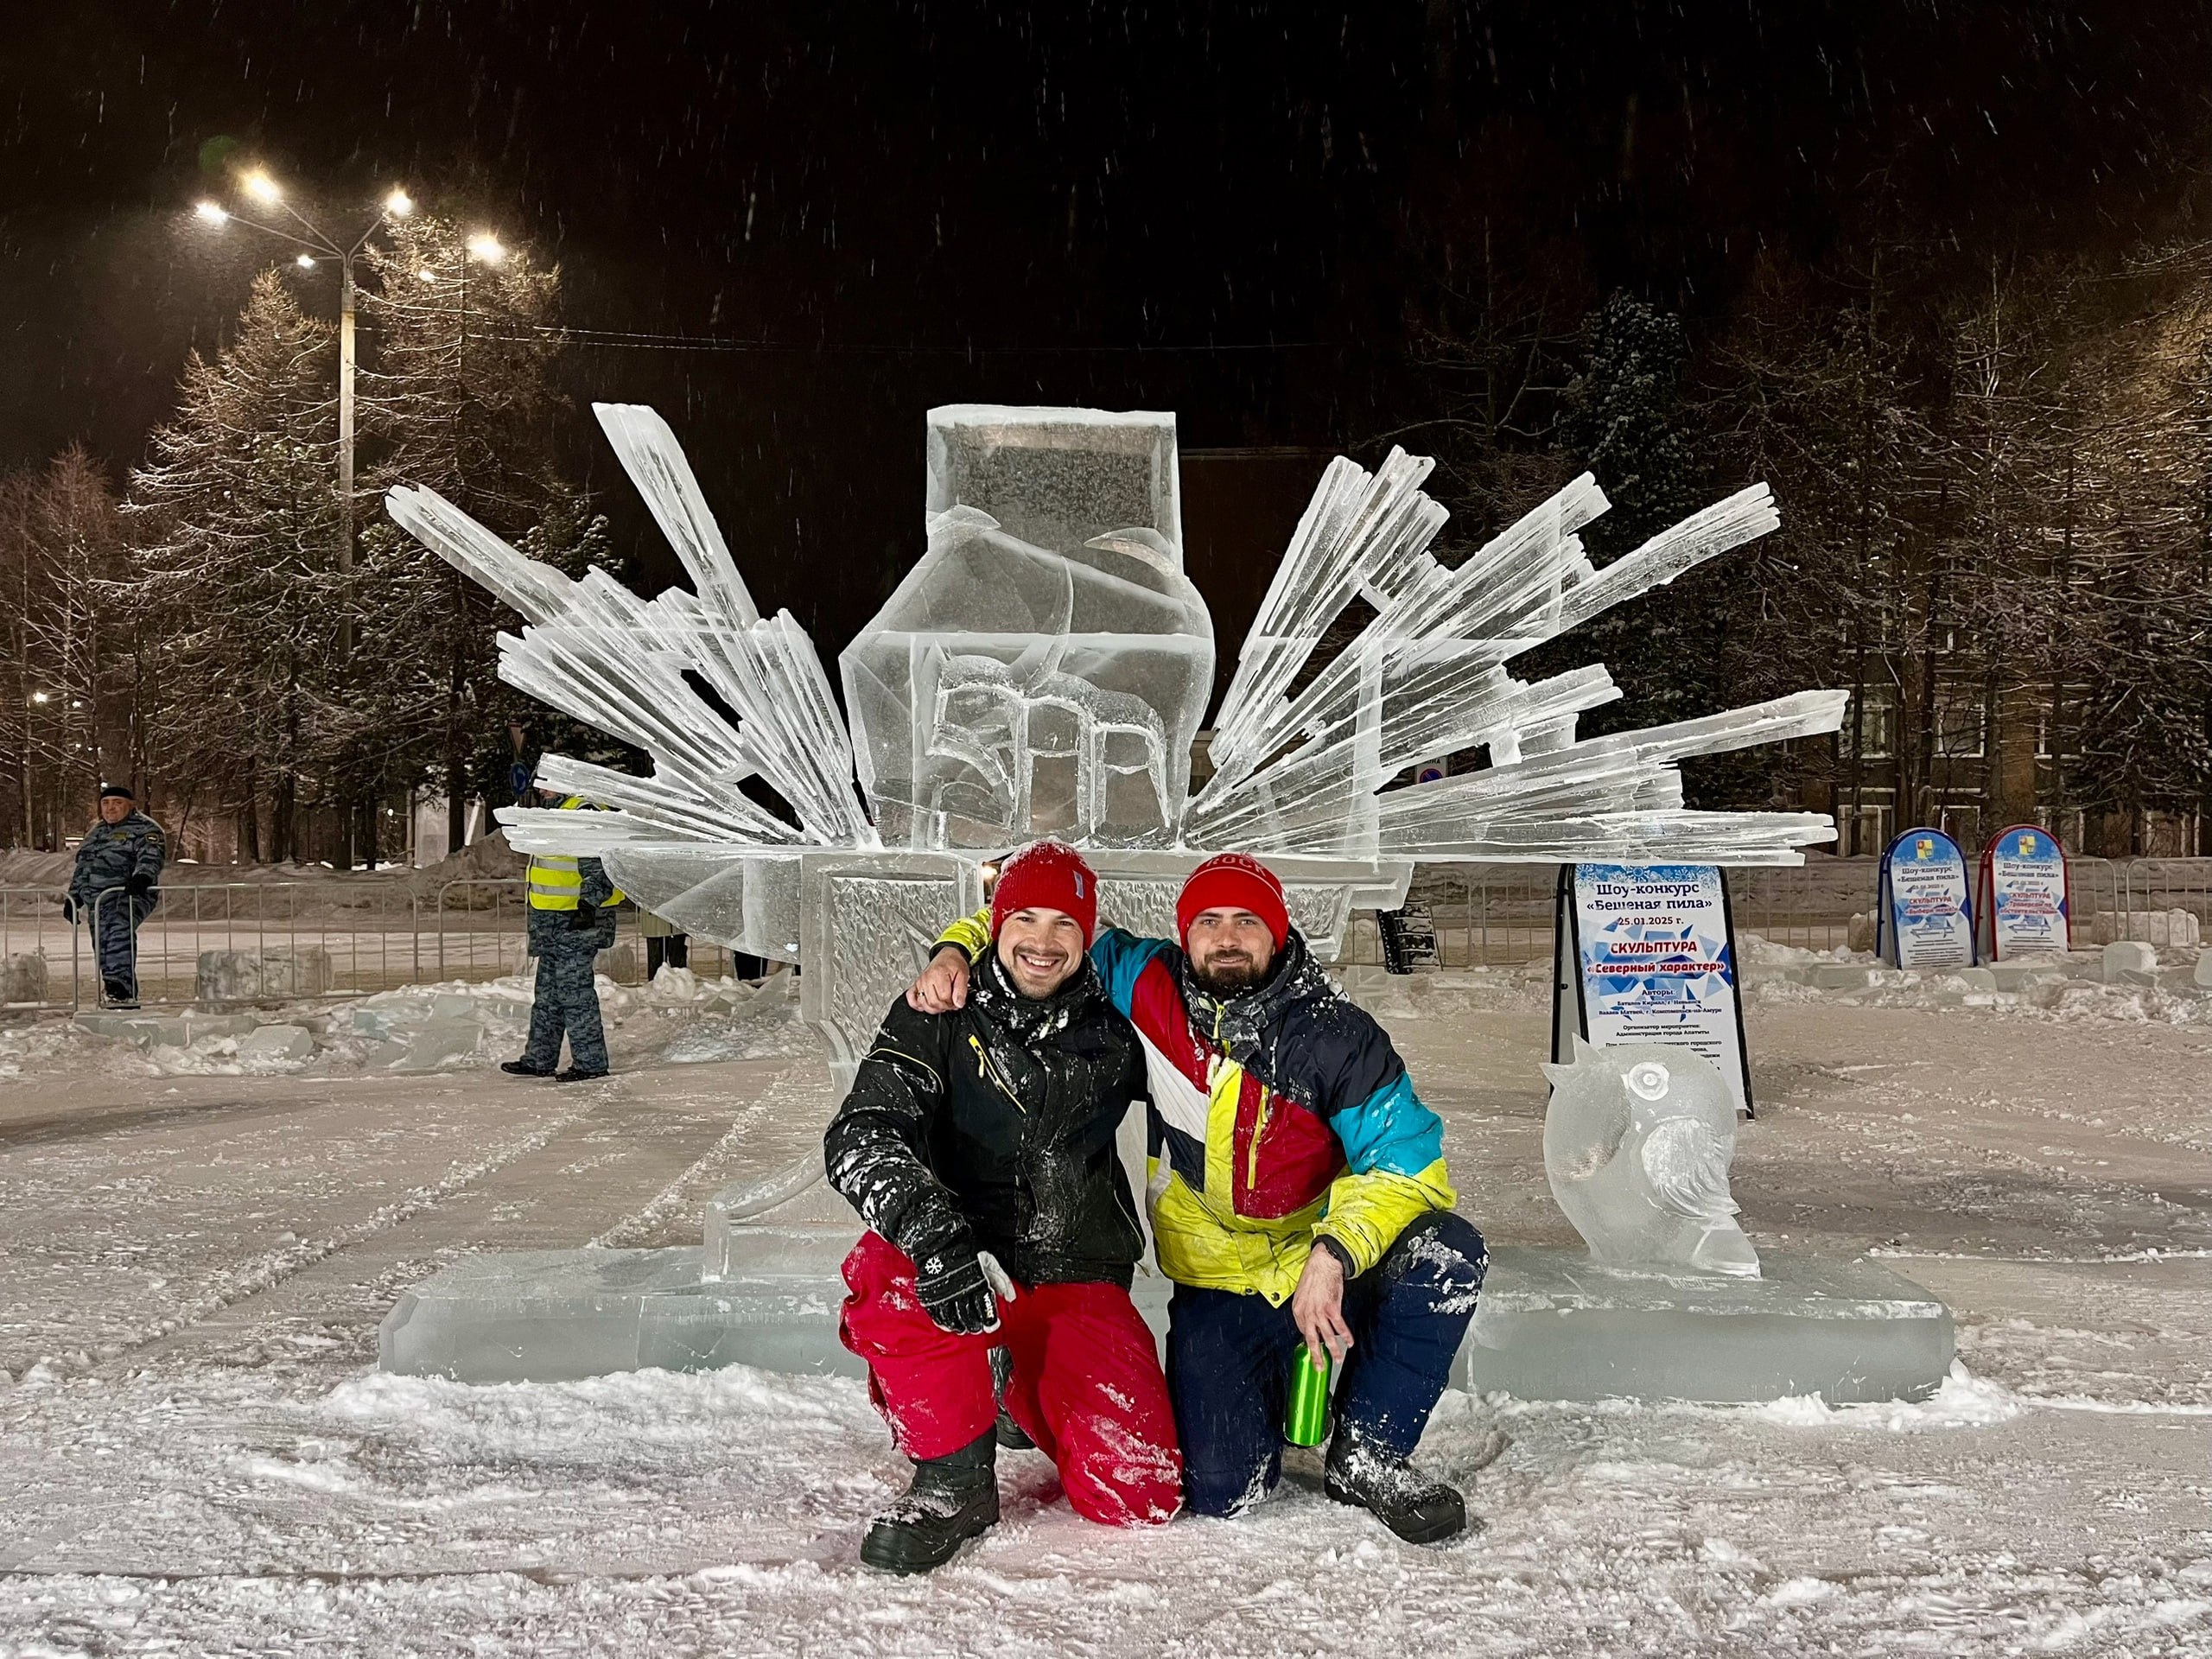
909,852,1488,1544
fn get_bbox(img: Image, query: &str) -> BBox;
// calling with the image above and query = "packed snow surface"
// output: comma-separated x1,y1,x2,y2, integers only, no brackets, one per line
2,971,2209,1655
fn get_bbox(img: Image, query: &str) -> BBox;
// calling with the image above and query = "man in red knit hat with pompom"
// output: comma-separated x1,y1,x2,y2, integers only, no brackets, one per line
825,839,1180,1573
909,850,1486,1544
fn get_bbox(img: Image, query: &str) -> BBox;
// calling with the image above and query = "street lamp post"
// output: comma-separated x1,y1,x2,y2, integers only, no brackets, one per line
194,175,415,582
190,175,514,868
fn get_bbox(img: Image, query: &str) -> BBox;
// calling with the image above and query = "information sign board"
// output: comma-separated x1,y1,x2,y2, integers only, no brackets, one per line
1976,824,2069,958
1877,827,1975,969
1552,863,1752,1116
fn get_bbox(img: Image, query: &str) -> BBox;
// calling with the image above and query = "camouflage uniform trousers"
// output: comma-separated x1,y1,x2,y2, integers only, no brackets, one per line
520,935,608,1073
88,889,155,1003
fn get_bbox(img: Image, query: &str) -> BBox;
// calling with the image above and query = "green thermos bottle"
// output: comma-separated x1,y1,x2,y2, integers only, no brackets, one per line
1284,1343,1333,1446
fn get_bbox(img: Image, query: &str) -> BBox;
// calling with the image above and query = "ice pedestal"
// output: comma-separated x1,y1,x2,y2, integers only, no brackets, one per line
382,1236,1948,1404
378,1239,1180,1384
1459,1245,1952,1404
378,1247,866,1383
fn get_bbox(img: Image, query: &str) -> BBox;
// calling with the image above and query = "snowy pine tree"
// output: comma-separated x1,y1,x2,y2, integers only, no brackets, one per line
352,213,613,850
125,270,342,862
1555,294,1739,785
1707,266,1935,844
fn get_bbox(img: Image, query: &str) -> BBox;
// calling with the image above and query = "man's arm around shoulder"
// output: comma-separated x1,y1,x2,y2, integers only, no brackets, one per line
924,908,1170,1014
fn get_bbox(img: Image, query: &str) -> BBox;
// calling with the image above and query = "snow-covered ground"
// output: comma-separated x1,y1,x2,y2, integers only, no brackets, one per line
3,963,2209,1656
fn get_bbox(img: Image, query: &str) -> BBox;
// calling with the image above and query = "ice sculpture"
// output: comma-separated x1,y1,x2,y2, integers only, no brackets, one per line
378,405,1960,1402
385,402,1846,1084
1540,1037,1758,1278
1446,1038,1953,1403
842,408,1212,850
385,402,1842,950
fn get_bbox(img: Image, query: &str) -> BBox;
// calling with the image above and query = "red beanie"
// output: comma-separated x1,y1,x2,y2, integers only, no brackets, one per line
989,840,1098,944
1176,853,1290,950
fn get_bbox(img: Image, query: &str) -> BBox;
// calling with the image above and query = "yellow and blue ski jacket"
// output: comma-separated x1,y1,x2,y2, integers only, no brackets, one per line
938,913,1456,1304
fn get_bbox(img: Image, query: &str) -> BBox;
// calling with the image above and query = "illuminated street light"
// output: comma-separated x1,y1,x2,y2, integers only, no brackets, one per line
181,178,420,646
29,692,49,704
416,268,438,283
467,232,505,264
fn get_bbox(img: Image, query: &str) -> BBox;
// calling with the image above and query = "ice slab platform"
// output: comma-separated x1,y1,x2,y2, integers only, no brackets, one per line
1459,1245,1953,1404
378,1245,868,1384
380,1239,1179,1384
383,1240,1948,1405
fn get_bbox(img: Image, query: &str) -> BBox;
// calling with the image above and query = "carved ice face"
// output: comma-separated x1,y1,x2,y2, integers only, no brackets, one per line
1539,1037,1759,1279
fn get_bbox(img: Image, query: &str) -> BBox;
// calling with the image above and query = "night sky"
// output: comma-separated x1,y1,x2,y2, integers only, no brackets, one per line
8,2,2212,643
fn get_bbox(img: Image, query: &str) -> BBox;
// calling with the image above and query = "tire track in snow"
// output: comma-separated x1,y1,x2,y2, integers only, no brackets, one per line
590,1063,834,1249
72,1097,604,1377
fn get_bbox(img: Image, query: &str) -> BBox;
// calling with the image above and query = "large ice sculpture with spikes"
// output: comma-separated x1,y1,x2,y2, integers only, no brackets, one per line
372,407,1962,1402
386,401,1843,1076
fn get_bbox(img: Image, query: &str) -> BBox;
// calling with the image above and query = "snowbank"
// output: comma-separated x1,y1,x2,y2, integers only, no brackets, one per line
6,964,811,1081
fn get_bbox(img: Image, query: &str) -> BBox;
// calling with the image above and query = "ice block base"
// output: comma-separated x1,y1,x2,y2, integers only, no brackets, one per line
379,1235,1179,1384
378,1245,866,1383
383,1240,1949,1405
1459,1245,1953,1404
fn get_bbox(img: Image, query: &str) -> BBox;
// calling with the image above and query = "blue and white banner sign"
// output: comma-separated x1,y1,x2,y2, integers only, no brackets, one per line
1878,827,1974,969
1979,824,2069,958
1558,863,1751,1116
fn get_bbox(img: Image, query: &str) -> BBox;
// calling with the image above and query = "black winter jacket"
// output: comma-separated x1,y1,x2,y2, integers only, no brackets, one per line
823,951,1147,1288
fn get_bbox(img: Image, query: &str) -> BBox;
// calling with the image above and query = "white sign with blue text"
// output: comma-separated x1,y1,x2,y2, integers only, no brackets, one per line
1879,827,1974,969
1556,863,1752,1116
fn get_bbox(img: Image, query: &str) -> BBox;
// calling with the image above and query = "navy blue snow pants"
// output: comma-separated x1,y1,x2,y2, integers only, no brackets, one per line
1166,1211,1487,1517
520,937,608,1072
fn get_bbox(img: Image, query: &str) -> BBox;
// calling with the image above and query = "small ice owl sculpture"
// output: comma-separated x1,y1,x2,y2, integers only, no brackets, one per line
1540,1037,1759,1278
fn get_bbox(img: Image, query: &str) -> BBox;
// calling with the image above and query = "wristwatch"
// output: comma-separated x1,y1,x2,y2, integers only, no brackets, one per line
1313,1234,1358,1276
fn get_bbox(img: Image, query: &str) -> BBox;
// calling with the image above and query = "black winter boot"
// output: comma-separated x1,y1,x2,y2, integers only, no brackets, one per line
861,1430,1000,1573
1324,1424,1471,1544
989,1345,1033,1450
499,1059,555,1077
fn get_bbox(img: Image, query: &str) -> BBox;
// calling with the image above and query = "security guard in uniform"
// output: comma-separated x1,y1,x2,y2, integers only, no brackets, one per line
65,783,166,1008
501,788,620,1081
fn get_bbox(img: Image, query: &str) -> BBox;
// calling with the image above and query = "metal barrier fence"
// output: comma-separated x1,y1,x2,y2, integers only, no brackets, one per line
0,879,760,1013
2114,859,2212,933
9,856,2212,1009
1342,854,2206,969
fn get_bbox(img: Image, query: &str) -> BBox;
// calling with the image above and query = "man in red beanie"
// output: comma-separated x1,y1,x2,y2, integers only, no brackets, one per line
909,850,1485,1545
824,839,1180,1574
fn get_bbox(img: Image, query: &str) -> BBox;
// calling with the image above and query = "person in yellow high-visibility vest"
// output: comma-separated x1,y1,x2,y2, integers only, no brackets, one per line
501,788,623,1081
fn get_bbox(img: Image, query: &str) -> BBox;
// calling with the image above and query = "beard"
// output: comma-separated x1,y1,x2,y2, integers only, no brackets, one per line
1191,950,1265,994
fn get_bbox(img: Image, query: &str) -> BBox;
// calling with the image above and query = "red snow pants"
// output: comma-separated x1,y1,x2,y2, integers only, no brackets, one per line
838,1230,1182,1526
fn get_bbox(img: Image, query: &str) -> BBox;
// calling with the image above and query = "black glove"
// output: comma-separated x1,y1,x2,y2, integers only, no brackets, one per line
124,873,154,898
907,1217,999,1336
60,898,77,924
568,902,601,932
